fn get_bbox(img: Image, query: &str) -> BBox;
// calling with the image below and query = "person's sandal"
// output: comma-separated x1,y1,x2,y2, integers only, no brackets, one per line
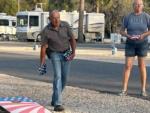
141,91,148,97
118,90,127,96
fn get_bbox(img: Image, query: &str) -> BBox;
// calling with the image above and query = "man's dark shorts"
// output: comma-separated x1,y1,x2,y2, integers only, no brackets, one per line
125,39,149,57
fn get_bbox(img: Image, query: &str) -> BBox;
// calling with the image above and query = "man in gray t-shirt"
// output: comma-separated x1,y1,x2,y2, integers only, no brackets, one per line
40,10,76,112
119,0,150,97
41,21,74,52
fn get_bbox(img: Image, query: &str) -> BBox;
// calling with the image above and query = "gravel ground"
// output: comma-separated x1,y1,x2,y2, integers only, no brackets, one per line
0,74,150,113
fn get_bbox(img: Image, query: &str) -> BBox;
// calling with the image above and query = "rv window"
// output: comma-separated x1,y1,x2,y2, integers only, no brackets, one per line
12,21,16,26
17,15,28,27
0,19,9,26
29,16,39,26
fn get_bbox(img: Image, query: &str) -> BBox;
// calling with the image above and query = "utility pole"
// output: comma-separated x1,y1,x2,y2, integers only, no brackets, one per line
18,0,20,12
96,0,100,13
78,0,85,43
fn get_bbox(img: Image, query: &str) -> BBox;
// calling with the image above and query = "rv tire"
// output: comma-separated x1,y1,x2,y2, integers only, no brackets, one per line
36,34,41,42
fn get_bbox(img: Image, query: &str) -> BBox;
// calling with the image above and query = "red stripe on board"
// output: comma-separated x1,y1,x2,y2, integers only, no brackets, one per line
6,104,38,111
19,106,40,113
0,103,34,109
37,106,45,113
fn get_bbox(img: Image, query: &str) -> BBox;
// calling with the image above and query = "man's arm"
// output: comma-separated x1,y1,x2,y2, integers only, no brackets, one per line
65,21,76,60
69,37,76,60
40,44,48,65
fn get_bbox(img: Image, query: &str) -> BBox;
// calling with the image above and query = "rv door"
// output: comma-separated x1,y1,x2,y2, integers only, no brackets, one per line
28,15,41,40
29,15,41,32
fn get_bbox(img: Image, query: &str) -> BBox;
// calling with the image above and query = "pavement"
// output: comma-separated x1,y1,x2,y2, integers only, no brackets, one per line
1,73,150,113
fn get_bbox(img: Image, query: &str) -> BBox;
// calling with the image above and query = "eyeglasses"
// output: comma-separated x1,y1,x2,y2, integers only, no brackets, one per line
134,4,144,7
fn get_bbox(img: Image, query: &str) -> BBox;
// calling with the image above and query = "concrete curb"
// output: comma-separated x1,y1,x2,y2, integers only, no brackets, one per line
0,46,123,56
0,46,150,59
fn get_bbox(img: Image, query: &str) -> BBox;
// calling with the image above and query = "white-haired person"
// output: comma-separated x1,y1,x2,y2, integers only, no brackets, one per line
40,10,76,111
119,0,150,97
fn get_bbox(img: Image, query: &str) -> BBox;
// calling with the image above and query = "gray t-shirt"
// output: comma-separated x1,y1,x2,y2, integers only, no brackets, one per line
41,21,73,52
122,12,150,41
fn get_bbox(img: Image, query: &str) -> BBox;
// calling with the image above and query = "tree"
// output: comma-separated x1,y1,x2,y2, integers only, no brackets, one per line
144,0,150,13
48,0,79,11
19,0,30,11
78,0,85,43
95,0,111,12
86,0,111,12
0,0,18,15
26,0,48,11
103,0,123,37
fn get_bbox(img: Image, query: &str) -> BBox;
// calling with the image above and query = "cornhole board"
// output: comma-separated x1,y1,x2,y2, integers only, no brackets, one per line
0,96,51,113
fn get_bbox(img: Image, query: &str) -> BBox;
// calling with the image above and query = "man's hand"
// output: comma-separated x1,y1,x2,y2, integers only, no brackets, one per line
66,53,75,61
38,64,47,75
63,50,75,61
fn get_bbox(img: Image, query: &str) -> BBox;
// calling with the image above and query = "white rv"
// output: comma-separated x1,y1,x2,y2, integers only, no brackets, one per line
16,8,49,41
0,13,16,40
16,9,105,42
60,10,105,42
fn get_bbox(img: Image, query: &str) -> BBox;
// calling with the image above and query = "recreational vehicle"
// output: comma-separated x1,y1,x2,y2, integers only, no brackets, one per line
16,7,49,41
16,9,105,42
0,13,16,40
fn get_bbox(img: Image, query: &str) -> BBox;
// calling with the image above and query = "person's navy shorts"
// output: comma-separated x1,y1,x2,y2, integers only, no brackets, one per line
125,39,149,57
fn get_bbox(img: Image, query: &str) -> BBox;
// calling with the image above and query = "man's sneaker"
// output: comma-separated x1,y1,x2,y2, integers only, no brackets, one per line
51,102,55,106
54,105,64,111
141,91,148,97
118,90,127,96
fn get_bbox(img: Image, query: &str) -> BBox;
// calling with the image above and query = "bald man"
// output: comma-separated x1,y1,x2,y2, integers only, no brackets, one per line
119,0,150,97
40,10,76,111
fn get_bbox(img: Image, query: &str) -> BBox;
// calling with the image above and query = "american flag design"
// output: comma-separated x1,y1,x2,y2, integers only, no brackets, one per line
0,96,51,113
0,96,34,102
